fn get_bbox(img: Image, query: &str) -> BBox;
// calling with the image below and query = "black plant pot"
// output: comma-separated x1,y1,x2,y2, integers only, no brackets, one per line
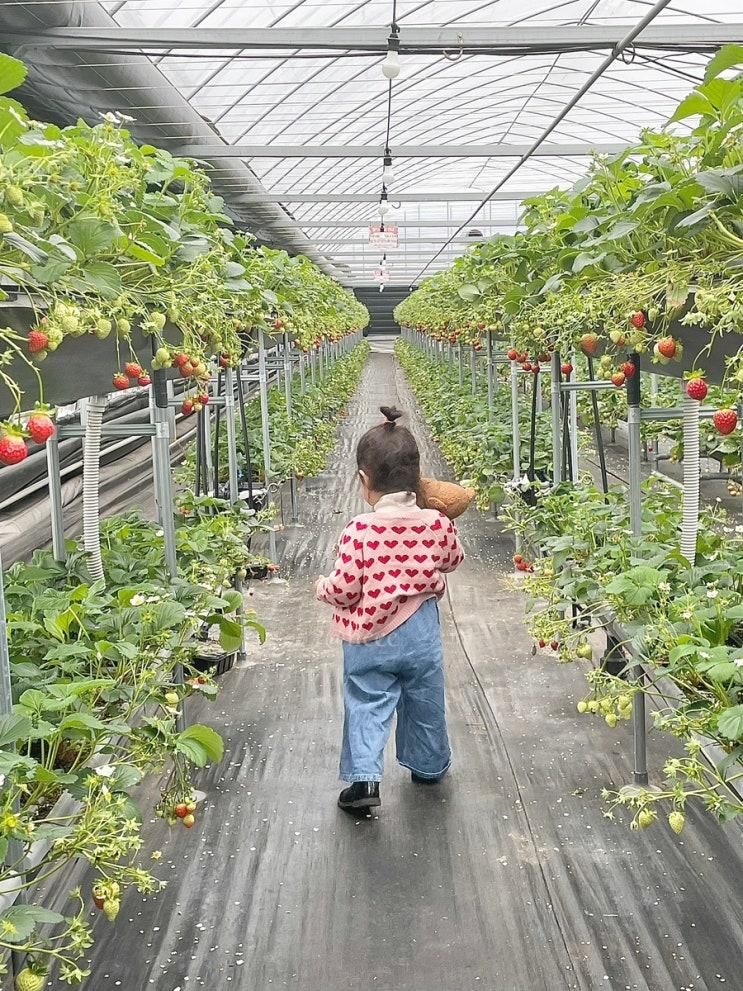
191,647,237,676
245,563,269,581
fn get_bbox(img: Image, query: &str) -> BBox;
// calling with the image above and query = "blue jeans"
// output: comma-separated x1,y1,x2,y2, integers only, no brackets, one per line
340,598,452,783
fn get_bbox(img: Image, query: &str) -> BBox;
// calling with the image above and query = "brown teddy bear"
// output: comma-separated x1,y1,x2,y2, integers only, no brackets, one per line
417,477,475,519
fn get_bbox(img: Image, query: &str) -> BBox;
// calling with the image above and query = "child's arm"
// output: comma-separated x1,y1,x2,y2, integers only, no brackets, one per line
438,519,465,574
315,523,364,607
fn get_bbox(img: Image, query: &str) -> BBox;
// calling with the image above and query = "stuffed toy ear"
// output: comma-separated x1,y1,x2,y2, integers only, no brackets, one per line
417,478,475,520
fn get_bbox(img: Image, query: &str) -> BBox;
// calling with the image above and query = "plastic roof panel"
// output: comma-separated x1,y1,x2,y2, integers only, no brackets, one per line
100,0,743,284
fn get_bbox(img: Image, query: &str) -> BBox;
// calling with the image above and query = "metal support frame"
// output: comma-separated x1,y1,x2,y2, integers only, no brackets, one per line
626,353,647,786
172,141,632,160
550,352,562,486
283,333,301,526
224,367,240,503
486,333,495,419
258,330,277,561
470,346,477,396
46,434,65,562
458,344,464,387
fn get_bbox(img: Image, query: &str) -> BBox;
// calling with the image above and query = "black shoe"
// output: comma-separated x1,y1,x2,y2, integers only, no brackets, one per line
411,772,443,785
338,781,381,812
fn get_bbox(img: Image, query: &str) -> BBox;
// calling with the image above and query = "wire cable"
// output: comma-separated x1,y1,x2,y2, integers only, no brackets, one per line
409,0,677,288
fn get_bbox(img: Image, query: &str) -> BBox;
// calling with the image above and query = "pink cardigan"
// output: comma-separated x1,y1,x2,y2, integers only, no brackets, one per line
316,493,465,643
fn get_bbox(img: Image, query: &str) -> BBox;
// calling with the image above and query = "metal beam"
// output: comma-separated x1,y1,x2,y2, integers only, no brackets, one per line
267,220,513,229
172,142,627,160
315,236,498,245
220,191,538,204
10,24,743,52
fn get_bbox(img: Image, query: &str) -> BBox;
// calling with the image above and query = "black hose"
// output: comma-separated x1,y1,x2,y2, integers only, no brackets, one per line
586,355,609,495
213,371,222,495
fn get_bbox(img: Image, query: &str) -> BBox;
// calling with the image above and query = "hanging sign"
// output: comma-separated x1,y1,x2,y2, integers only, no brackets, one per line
373,267,390,283
369,224,399,249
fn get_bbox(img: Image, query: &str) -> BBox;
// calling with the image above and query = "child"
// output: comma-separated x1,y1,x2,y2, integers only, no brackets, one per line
316,406,465,813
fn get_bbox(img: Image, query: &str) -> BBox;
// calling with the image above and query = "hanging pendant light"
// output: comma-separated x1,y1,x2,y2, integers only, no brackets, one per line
379,190,391,217
381,26,401,79
382,150,395,186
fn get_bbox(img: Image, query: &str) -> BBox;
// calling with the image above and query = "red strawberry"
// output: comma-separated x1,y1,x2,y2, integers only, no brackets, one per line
521,362,531,372
477,322,486,330
138,374,151,387
630,311,646,329
530,363,540,374
27,329,49,354
27,413,55,444
611,371,626,388
560,362,573,376
473,342,482,351
180,362,195,378
0,432,28,465
686,378,708,401
112,372,130,390
538,639,546,648
513,554,523,564
657,337,677,359
197,393,209,406
621,361,636,379
448,334,458,344
124,361,143,378
580,333,598,355
181,399,194,416
507,348,519,361
219,354,231,369
174,803,188,819
713,409,738,435
550,640,559,650
516,561,528,572
538,352,550,362
173,353,189,367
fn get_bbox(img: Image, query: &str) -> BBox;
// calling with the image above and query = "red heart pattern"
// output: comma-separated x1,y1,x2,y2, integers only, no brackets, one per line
326,514,464,641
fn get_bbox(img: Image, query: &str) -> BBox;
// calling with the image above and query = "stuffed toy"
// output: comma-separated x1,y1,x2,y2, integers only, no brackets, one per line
417,477,475,520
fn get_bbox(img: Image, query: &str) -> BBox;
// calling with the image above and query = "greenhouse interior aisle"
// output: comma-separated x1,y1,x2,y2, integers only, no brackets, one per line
52,341,743,991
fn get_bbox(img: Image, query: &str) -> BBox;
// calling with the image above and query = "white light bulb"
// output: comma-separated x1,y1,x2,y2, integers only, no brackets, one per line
381,49,401,79
382,165,395,185
379,200,391,217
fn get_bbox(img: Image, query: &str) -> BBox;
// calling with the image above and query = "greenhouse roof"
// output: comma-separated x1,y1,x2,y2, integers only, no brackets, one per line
6,0,743,286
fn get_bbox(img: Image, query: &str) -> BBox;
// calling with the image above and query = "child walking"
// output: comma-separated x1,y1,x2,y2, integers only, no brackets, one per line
316,406,465,813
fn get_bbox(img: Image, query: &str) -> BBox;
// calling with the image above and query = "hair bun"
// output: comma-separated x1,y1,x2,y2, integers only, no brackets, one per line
379,406,403,424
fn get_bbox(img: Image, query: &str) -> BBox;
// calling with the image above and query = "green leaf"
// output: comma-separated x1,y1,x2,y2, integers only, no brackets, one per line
125,240,165,266
0,96,28,149
75,261,122,298
669,91,714,123
675,203,715,229
175,723,224,767
704,44,743,83
67,216,118,257
218,617,243,653
695,167,743,199
30,255,72,285
0,905,64,943
58,712,107,734
0,54,27,96
717,704,743,742
456,284,481,301
573,252,606,273
0,713,31,747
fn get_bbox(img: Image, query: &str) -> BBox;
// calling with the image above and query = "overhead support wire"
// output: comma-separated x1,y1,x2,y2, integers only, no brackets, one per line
410,0,677,287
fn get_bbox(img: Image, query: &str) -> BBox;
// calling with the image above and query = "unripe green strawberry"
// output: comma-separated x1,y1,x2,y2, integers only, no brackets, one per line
14,968,46,991
668,810,685,834
0,212,13,234
164,691,179,707
637,808,655,829
576,642,593,660
605,713,618,728
150,312,167,330
576,700,588,714
588,700,599,714
116,318,131,336
103,897,120,921
5,185,24,207
95,318,113,339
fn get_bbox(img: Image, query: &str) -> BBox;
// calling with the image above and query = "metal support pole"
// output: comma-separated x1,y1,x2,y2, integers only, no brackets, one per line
510,360,521,485
626,353,647,786
458,343,464,387
470,346,477,395
550,351,562,486
447,342,453,372
310,348,317,386
650,373,659,470
224,368,239,504
202,377,214,491
283,333,300,526
235,364,255,507
569,351,578,476
258,330,277,560
487,332,495,420
46,435,66,562
213,371,222,495
151,369,183,730
299,349,306,394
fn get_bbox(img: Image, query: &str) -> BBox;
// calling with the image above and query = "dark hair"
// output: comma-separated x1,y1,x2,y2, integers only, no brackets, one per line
356,407,421,495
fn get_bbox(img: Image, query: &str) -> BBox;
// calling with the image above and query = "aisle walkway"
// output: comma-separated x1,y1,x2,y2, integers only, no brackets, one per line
83,341,743,991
